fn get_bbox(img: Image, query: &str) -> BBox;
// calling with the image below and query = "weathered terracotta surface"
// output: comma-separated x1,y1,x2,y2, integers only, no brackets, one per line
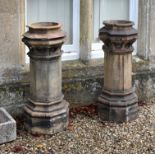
98,20,138,122
22,22,69,134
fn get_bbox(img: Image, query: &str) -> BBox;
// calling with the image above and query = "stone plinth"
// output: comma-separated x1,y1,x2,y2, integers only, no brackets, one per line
0,108,16,144
98,20,138,123
22,22,69,134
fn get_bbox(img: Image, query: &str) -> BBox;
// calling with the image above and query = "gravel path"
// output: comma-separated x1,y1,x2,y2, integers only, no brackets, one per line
1,102,155,154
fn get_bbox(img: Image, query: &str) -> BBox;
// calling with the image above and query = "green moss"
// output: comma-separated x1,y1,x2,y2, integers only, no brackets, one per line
63,82,83,92
132,56,150,72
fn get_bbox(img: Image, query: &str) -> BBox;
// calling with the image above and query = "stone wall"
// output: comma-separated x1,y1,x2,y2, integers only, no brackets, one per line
0,0,24,84
0,0,24,63
0,57,155,117
150,0,155,60
137,0,155,61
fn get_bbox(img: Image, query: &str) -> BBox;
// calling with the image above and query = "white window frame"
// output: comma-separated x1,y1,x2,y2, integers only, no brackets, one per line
25,0,138,62
62,0,80,61
25,0,80,62
91,0,139,59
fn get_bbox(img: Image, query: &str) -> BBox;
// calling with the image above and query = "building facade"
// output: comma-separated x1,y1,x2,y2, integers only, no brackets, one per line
0,0,154,116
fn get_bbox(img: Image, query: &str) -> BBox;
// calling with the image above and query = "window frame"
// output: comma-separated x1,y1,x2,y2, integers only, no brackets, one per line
25,0,80,62
25,0,138,62
62,0,80,61
91,0,139,59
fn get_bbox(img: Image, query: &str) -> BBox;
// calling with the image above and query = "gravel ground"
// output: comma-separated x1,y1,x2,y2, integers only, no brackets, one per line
1,101,155,154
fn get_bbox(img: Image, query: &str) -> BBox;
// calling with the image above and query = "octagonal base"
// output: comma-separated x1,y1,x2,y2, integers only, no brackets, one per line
24,100,69,135
98,90,138,123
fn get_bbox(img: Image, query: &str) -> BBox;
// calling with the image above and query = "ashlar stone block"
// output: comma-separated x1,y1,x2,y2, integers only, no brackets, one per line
0,107,16,144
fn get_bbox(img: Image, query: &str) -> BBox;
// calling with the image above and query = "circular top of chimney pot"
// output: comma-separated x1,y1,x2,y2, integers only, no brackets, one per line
27,22,61,30
103,20,134,27
23,22,65,45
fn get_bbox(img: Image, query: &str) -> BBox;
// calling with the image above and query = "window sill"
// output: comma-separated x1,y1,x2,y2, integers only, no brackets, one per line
21,55,150,85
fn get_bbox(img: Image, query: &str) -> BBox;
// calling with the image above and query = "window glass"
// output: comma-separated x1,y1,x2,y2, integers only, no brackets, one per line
93,0,129,42
27,0,73,44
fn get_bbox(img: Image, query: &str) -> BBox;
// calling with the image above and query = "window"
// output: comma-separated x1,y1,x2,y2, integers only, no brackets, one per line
91,0,138,59
93,0,129,43
25,0,138,62
25,0,79,63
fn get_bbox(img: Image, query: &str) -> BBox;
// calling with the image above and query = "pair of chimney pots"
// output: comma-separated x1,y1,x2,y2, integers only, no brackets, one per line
22,20,138,134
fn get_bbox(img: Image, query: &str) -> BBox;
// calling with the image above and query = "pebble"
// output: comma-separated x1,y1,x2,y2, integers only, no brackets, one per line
1,102,155,153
